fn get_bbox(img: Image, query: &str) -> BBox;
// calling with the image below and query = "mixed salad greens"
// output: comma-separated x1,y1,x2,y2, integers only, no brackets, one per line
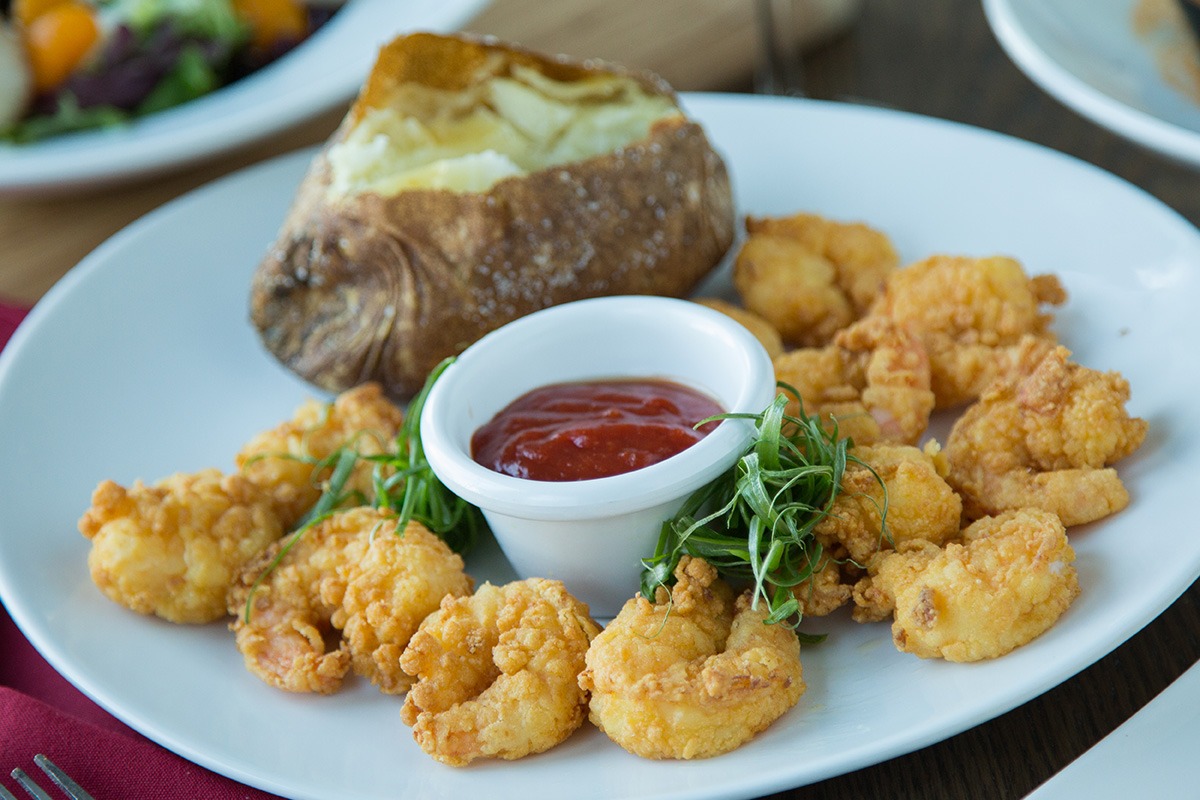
0,0,343,143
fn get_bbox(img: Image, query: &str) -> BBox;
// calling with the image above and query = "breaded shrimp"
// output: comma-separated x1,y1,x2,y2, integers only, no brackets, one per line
946,345,1148,526
734,212,899,347
816,442,963,565
773,315,935,446
79,469,284,624
790,552,856,618
580,557,804,760
694,297,785,359
852,509,1079,661
78,384,405,626
236,383,404,527
332,514,474,694
400,578,600,766
870,254,1067,408
228,507,470,694
227,512,365,693
793,443,962,617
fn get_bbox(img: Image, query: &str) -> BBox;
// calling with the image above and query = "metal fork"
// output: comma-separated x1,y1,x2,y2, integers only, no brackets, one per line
1,755,95,800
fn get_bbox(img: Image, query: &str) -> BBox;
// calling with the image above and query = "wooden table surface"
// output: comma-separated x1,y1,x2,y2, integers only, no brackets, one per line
2,1,1197,798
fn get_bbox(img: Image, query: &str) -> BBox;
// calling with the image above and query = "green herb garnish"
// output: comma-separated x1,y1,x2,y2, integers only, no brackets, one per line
639,385,883,631
367,357,483,555
243,357,481,622
286,356,483,550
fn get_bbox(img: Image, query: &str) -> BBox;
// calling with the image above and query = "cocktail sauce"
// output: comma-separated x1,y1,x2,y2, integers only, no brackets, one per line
471,379,724,481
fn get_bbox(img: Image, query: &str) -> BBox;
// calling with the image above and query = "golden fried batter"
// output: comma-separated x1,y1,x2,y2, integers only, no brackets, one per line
400,578,600,766
580,557,804,759
228,507,470,694
773,315,935,446
236,383,404,526
78,384,408,627
793,443,962,617
790,553,856,618
694,297,785,359
817,442,963,564
79,469,284,624
869,254,1067,408
227,512,364,693
734,212,899,348
333,516,474,694
946,345,1148,526
853,509,1079,661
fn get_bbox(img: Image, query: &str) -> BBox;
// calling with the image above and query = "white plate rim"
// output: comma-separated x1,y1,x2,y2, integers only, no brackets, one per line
982,0,1200,167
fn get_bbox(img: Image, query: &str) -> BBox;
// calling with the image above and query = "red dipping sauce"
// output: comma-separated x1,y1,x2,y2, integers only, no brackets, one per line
471,379,725,482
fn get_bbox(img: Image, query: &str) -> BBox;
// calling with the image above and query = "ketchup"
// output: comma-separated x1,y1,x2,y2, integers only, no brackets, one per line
471,379,725,481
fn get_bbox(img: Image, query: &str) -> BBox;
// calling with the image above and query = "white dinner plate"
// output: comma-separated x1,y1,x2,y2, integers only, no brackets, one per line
983,0,1200,167
1,93,1198,800
0,0,489,194
1026,660,1200,798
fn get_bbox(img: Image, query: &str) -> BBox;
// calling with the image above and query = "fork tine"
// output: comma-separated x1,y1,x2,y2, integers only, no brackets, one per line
32,757,95,800
8,770,53,800
0,782,19,800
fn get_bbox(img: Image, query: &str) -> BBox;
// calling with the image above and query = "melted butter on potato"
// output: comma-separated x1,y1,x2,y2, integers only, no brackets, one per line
328,64,680,197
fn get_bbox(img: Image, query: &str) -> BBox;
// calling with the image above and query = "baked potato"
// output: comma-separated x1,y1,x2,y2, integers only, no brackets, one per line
250,32,736,401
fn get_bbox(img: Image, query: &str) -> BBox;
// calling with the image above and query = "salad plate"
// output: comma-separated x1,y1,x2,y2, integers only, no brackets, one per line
0,0,490,193
1,93,1199,799
983,0,1200,167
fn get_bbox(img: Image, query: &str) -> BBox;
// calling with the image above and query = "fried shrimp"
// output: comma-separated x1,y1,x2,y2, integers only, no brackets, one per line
773,315,935,446
332,514,474,694
694,297,785,358
790,553,855,618
399,578,600,766
236,383,404,526
852,509,1079,661
228,507,470,694
78,384,406,626
869,254,1067,408
580,557,804,760
816,443,963,564
791,443,962,617
946,345,1148,526
227,511,365,693
79,469,284,624
733,212,899,348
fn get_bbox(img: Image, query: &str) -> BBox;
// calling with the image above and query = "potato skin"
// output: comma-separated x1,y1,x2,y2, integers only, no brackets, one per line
249,39,735,401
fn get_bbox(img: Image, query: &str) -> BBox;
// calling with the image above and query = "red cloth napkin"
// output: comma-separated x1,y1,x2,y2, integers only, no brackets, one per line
0,299,23,348
0,301,283,799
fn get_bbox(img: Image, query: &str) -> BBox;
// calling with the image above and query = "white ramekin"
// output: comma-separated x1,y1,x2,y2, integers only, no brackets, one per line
419,295,776,617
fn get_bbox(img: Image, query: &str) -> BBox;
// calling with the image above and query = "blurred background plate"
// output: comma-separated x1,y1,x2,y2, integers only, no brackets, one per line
0,0,491,194
983,0,1200,167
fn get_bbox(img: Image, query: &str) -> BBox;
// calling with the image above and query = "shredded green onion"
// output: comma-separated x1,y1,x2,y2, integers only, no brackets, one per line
373,357,483,554
639,384,884,632
243,357,481,622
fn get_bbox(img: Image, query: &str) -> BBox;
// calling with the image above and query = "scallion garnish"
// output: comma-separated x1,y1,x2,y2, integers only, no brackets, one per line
279,356,482,550
370,357,483,554
242,357,482,622
639,385,884,631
